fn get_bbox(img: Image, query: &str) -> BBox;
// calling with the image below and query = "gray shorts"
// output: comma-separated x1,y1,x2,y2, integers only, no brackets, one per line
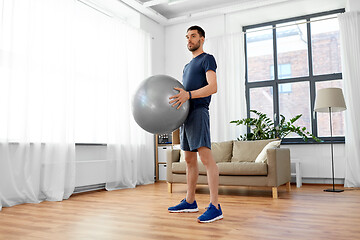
180,107,211,152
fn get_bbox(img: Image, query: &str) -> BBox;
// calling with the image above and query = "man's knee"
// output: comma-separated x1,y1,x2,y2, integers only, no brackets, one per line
198,147,215,166
185,151,197,165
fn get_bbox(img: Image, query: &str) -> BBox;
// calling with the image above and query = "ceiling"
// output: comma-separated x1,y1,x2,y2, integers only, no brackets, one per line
120,0,291,25
140,0,250,19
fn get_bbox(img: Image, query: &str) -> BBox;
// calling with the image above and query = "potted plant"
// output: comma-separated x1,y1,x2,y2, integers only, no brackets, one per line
230,110,322,142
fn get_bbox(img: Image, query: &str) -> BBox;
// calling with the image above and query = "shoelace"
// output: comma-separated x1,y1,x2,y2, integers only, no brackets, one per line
205,205,219,211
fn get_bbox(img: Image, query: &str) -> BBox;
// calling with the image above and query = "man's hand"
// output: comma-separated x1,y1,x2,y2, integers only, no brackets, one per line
169,87,190,109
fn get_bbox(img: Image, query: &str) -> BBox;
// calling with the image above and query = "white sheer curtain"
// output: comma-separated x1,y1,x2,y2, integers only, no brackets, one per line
105,20,154,190
0,0,76,210
73,1,154,190
205,32,247,142
0,0,154,211
338,11,360,187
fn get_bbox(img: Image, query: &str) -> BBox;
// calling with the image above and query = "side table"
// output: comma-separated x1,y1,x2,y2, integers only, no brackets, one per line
291,159,302,188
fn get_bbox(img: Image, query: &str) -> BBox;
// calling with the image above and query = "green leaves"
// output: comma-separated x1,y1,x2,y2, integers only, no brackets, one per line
230,110,323,142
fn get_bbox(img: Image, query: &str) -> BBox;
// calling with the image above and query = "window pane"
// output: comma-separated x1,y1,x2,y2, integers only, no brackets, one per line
316,80,345,137
311,15,341,75
246,26,274,82
279,81,311,138
249,87,274,120
276,20,309,79
271,63,292,79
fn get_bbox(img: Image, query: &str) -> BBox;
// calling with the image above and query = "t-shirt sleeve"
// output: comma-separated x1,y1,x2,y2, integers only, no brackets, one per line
202,54,217,73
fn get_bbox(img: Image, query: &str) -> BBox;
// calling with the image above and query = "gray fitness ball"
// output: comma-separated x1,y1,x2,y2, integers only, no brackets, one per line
132,75,190,134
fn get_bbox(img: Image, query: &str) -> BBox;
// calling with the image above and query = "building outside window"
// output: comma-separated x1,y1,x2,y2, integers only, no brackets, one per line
244,9,345,143
271,64,292,93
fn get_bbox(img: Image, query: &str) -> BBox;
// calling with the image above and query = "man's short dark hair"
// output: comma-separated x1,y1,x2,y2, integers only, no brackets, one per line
187,25,205,38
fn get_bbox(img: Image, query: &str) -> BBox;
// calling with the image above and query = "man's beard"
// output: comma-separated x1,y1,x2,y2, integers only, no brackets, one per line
188,40,200,52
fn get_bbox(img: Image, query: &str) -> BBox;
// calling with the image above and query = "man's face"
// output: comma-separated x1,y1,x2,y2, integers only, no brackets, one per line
186,30,203,52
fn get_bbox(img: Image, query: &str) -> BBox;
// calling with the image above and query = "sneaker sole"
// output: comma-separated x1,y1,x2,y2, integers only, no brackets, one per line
168,208,199,213
197,215,223,223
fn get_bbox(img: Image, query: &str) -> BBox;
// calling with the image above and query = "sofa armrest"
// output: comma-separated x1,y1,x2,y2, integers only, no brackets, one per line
166,149,180,182
266,148,291,187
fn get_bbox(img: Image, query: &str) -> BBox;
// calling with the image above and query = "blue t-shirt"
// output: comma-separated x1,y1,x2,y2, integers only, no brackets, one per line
182,52,217,110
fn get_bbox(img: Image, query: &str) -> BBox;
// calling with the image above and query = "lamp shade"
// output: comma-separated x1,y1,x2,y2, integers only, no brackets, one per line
314,88,347,112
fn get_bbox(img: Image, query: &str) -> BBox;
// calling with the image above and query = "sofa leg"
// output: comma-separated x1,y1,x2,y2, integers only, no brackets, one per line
272,187,278,199
168,182,172,193
286,182,291,191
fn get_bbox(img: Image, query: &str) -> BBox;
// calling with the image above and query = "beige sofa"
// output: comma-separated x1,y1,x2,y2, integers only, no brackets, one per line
166,139,291,198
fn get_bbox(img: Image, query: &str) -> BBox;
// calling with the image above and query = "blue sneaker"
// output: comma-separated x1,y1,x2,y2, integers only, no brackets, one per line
197,203,223,223
168,199,199,213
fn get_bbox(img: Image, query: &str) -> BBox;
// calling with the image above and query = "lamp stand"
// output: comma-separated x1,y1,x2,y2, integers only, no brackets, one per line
324,107,344,193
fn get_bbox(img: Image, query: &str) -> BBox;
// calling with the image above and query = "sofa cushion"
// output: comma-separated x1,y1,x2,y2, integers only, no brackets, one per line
217,162,268,176
179,141,233,163
231,139,278,162
211,141,233,163
172,162,267,176
172,161,207,175
179,150,186,162
255,140,281,163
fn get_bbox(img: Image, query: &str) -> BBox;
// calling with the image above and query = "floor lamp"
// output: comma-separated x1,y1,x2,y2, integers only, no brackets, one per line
314,88,346,192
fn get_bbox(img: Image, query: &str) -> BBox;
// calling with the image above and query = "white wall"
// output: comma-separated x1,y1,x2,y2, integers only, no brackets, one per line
75,145,108,187
226,0,347,33
164,0,348,183
140,15,165,75
347,0,360,11
286,144,345,184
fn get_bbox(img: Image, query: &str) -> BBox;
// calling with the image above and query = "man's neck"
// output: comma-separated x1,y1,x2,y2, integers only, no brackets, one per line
192,49,204,58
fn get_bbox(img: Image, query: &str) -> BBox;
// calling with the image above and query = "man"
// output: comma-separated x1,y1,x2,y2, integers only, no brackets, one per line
168,26,223,223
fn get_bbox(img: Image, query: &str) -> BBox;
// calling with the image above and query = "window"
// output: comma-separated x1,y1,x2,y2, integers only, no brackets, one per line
244,9,345,143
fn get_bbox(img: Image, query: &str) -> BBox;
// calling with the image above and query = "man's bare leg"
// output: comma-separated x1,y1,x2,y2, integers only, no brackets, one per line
198,146,219,208
184,151,198,204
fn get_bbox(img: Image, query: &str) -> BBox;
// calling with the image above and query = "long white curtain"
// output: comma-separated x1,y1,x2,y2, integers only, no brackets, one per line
0,0,76,210
205,32,247,142
105,20,154,190
0,0,154,211
338,11,360,187
73,1,154,191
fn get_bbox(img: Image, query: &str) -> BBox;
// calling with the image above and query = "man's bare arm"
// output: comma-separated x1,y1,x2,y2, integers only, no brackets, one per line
169,70,217,109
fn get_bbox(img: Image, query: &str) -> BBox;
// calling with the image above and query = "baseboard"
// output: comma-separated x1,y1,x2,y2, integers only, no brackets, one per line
291,177,344,185
73,183,106,194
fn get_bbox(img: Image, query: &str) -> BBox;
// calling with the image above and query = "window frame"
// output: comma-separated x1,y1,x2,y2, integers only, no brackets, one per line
243,8,345,144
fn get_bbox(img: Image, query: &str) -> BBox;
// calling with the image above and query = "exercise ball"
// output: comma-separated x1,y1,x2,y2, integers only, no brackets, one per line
132,75,190,134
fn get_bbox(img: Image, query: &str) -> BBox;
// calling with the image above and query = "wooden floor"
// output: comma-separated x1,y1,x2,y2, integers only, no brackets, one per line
1,182,360,240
